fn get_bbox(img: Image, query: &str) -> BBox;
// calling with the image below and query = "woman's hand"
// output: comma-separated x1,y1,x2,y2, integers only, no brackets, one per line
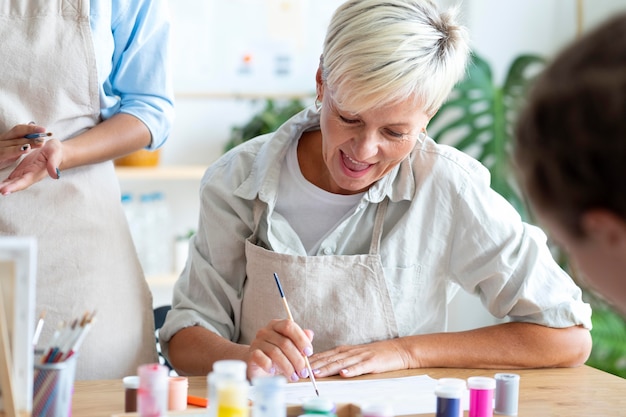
246,318,315,382
309,338,411,378
0,124,46,170
0,138,62,195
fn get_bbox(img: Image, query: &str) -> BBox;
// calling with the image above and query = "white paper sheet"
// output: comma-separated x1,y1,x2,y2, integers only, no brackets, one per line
251,374,470,416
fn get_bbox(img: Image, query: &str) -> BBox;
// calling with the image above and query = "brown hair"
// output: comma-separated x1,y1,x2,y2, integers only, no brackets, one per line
514,13,626,238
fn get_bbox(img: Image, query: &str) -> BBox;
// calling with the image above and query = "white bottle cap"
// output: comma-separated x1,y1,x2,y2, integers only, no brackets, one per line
213,359,247,380
467,376,496,390
361,402,394,417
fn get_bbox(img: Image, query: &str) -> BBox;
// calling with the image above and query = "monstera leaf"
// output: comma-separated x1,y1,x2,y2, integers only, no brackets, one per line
429,53,546,219
585,293,626,378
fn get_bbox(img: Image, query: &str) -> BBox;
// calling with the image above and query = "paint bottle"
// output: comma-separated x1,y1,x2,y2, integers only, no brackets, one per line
137,363,169,417
252,376,287,417
168,376,189,411
123,375,139,413
435,378,466,417
360,402,394,417
208,360,249,417
467,376,496,417
494,373,520,416
208,360,248,417
301,397,337,416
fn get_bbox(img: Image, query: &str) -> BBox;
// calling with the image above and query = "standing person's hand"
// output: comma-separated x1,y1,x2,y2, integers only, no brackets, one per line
0,137,62,195
0,124,47,170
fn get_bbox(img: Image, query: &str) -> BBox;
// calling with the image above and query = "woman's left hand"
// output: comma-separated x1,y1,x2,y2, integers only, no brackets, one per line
309,338,411,378
0,139,62,195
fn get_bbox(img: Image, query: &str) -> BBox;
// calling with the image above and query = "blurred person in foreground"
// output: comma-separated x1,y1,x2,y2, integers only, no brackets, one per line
514,13,626,317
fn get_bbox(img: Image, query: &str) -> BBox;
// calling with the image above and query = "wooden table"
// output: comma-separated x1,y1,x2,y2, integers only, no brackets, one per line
63,365,626,416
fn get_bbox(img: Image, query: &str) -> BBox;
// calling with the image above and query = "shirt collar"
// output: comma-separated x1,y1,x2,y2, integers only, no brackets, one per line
235,105,417,204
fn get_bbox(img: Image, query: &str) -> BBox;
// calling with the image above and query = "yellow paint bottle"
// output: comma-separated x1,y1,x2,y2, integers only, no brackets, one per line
214,362,249,417
217,380,249,417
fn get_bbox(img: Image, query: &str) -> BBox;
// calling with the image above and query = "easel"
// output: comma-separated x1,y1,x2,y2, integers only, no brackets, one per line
0,237,37,417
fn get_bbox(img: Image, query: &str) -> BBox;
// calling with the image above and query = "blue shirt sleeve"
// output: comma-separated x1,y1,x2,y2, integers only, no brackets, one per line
91,0,174,149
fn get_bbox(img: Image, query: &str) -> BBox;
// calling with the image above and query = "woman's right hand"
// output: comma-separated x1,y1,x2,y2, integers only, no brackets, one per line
0,124,46,169
246,318,315,382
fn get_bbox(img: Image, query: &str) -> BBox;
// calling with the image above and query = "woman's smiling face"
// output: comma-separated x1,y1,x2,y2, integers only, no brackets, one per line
318,90,431,195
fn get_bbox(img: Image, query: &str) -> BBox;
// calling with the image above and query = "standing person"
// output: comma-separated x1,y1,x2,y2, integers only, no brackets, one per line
514,13,626,317
160,0,591,381
0,0,174,379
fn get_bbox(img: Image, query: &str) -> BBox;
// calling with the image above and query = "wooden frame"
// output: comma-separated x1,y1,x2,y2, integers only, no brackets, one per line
0,237,37,417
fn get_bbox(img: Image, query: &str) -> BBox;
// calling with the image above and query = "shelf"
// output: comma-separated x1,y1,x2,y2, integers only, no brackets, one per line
115,165,206,180
146,273,179,286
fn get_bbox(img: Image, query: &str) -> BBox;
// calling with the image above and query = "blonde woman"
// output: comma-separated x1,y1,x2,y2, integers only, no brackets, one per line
162,0,591,380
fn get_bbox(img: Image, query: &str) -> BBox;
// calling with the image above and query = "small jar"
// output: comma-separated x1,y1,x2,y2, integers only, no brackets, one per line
494,373,520,416
208,360,249,417
252,376,287,417
302,397,336,416
168,376,189,411
361,403,394,417
435,378,466,417
209,360,249,417
138,363,169,417
467,376,496,417
123,376,140,413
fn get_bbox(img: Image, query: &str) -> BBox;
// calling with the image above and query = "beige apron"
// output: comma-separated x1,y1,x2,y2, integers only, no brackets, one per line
0,0,157,379
240,198,399,352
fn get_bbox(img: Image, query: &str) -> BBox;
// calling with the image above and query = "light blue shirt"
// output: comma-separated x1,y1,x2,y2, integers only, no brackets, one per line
160,106,591,356
89,0,174,149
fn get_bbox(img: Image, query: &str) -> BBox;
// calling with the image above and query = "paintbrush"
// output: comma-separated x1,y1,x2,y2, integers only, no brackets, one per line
273,272,320,397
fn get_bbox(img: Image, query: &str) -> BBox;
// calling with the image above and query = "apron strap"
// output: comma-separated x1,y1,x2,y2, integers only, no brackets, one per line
368,198,389,255
251,198,264,241
78,0,90,18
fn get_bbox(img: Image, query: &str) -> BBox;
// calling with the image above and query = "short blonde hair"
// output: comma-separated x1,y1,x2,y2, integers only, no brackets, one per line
321,0,469,116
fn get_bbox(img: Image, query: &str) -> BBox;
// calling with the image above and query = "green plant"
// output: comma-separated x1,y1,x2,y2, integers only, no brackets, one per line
429,52,626,378
224,98,306,153
429,52,545,220
581,291,626,378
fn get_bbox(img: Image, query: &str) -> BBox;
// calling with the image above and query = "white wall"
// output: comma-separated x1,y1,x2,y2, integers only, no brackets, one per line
463,0,626,84
163,0,626,168
138,0,626,322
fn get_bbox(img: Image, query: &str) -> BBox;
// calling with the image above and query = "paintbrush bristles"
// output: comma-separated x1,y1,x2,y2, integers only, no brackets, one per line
274,272,285,297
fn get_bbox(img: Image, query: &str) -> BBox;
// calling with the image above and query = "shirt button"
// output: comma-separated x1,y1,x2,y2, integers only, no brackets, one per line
323,247,333,255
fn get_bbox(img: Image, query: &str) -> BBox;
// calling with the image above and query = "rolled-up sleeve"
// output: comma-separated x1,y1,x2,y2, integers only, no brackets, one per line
159,146,260,361
100,0,175,149
448,162,592,330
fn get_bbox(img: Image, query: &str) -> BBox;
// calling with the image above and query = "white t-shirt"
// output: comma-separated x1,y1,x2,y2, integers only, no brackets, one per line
275,138,364,254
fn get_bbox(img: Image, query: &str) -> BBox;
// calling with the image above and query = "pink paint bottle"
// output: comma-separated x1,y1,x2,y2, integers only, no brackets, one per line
467,376,496,417
138,363,169,417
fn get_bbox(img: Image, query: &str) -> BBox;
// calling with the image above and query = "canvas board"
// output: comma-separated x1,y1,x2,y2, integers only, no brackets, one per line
0,236,37,415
